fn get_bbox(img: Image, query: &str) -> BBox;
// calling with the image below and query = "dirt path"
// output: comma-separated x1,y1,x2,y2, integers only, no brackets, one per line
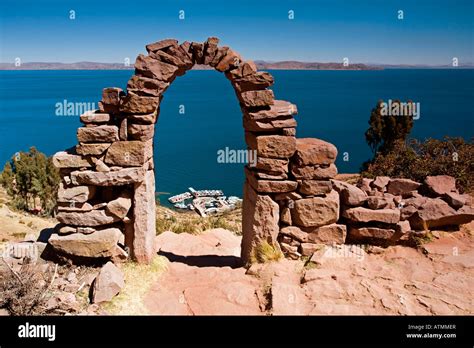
145,225,474,315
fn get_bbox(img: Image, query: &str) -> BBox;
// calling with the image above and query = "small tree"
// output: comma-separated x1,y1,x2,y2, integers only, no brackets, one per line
0,147,59,216
365,99,414,154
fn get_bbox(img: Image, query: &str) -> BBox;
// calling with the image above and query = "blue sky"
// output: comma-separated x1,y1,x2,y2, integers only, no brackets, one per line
0,0,473,64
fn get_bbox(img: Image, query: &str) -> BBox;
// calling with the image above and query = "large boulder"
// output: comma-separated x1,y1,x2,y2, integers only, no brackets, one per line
331,180,367,206
77,126,119,143
348,227,396,241
106,193,132,219
56,210,120,226
291,190,339,227
104,141,152,167
52,152,93,168
48,228,122,258
424,175,457,196
57,184,96,203
342,207,400,224
245,133,296,159
291,164,338,180
298,180,332,196
305,224,347,244
386,178,421,196
91,262,125,303
71,167,145,186
241,183,280,263
132,170,156,263
409,198,474,229
245,100,297,120
293,138,337,166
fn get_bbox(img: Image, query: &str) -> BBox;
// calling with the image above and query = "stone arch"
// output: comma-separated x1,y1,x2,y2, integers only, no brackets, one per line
51,37,342,265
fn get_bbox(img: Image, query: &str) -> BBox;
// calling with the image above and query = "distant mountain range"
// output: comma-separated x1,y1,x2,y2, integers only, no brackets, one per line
0,60,472,70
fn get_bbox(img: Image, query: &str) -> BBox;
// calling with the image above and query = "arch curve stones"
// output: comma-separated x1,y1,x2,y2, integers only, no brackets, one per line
51,37,342,264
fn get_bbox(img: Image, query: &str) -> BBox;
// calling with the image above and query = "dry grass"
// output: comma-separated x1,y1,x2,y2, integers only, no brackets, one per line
250,240,284,264
0,261,62,315
155,204,242,236
101,256,168,315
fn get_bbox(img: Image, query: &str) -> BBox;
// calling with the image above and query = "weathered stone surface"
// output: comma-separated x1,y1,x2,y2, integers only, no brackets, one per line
52,151,93,168
280,226,308,243
135,54,178,82
291,164,338,180
120,92,159,114
243,115,296,132
77,125,119,143
128,123,155,141
395,220,411,235
95,159,110,172
226,60,257,80
209,46,229,66
424,175,457,196
71,167,145,186
241,183,280,263
304,224,347,244
76,143,111,156
255,157,288,174
56,210,120,226
57,184,96,203
366,196,393,210
372,176,390,191
233,72,274,93
291,190,339,228
387,178,421,196
409,198,474,229
168,45,194,69
245,168,298,193
331,180,367,206
132,170,156,263
349,227,396,240
105,141,151,167
80,110,110,124
282,128,296,136
106,193,132,219
245,100,297,120
300,243,322,256
240,90,274,107
146,39,178,53
203,37,220,65
56,224,77,235
127,75,169,97
48,228,122,258
293,138,337,166
92,261,125,303
359,178,373,193
215,48,241,72
128,111,158,124
245,133,296,158
100,87,123,112
151,49,185,69
298,180,332,196
57,201,93,212
246,168,297,193
342,207,400,224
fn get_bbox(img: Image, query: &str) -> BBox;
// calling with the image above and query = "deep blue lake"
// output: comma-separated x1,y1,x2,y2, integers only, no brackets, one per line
0,69,472,204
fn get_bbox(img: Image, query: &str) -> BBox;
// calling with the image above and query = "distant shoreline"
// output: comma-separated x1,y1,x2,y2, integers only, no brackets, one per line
1,61,472,71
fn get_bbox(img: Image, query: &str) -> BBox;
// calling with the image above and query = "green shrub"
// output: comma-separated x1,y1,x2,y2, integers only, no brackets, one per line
362,137,473,192
0,147,59,216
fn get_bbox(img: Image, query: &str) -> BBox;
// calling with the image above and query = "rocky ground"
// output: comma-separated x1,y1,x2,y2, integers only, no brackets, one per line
0,187,473,315
145,226,474,315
